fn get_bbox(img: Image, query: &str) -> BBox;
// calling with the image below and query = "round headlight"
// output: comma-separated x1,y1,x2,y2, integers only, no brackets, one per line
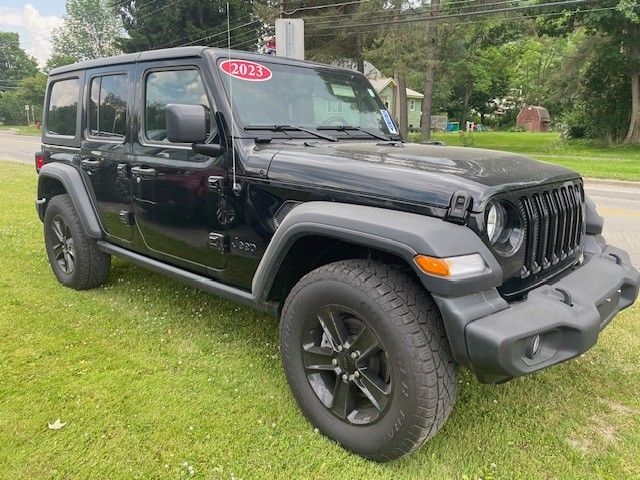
486,202,505,244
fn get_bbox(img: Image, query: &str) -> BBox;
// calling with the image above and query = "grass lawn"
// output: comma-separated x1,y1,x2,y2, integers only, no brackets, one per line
0,125,41,136
408,131,640,181
1,160,639,479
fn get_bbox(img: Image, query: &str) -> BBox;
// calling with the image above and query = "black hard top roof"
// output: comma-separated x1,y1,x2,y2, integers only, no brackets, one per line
48,46,356,76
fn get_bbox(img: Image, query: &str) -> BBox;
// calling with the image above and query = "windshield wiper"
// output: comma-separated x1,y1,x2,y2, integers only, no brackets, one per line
244,124,337,142
317,125,394,141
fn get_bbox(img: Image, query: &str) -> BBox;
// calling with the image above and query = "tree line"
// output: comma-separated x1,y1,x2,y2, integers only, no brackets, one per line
1,0,638,145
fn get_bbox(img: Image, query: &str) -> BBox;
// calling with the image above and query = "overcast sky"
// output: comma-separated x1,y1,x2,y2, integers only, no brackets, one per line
0,1,67,67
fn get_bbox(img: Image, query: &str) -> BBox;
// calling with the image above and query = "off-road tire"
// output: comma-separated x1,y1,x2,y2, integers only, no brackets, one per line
280,259,457,461
44,194,110,290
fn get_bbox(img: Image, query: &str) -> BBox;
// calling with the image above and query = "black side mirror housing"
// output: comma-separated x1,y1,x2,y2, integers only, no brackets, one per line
166,104,227,157
166,104,208,143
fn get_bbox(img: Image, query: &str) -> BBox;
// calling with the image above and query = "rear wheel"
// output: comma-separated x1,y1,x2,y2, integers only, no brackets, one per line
280,260,457,461
44,194,110,290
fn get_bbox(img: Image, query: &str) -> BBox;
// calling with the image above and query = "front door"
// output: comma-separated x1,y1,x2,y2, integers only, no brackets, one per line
130,62,228,272
80,66,134,241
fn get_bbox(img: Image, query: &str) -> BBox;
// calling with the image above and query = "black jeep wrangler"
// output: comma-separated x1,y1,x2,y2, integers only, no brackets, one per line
35,47,639,461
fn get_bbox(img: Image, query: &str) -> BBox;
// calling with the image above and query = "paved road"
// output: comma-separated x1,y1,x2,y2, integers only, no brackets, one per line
1,131,638,267
0,131,40,165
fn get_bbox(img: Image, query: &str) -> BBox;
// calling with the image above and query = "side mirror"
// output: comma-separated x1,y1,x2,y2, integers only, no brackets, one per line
165,104,207,143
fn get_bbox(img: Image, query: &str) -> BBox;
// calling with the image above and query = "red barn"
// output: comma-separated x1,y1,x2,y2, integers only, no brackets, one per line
516,105,551,132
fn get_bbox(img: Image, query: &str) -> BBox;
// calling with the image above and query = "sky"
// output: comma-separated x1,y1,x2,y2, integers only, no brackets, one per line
0,0,67,67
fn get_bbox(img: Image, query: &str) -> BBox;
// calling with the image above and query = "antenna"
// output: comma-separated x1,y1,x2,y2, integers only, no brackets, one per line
226,1,241,193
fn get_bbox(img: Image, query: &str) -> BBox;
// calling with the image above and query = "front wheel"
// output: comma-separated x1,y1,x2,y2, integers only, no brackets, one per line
280,260,457,461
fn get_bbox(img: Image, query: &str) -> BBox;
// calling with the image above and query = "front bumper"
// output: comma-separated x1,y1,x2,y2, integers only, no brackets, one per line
434,242,639,384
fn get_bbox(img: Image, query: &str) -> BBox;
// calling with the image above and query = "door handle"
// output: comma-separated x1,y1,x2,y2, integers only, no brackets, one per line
81,158,101,168
131,166,157,177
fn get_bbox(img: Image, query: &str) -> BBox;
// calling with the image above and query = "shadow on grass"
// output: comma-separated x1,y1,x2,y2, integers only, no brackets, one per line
100,257,639,477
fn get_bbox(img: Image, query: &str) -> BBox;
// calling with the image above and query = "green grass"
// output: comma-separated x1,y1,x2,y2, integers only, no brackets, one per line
1,160,639,479
408,131,640,181
0,124,41,136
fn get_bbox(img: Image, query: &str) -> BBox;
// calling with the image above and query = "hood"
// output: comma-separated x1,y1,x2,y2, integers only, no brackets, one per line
265,142,580,211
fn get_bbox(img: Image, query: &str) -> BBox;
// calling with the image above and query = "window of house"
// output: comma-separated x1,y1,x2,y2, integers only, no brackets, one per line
409,99,416,111
145,69,212,142
46,78,80,136
89,74,128,139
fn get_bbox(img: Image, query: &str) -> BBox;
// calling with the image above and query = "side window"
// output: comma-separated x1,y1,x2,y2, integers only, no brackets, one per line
47,78,80,136
145,69,212,142
89,74,128,139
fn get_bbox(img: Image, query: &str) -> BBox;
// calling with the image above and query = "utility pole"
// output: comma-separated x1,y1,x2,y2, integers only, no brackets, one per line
421,0,440,142
393,0,408,138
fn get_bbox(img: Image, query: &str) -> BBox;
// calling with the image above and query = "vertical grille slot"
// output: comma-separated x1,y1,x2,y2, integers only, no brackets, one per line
519,181,584,280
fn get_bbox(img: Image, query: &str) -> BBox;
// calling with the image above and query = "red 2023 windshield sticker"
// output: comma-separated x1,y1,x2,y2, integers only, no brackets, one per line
219,59,272,81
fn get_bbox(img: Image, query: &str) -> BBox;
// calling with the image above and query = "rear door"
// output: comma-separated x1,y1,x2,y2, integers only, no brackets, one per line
80,65,134,241
130,60,228,272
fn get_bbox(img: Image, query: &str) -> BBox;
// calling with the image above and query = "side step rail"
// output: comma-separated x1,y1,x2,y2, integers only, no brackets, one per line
96,241,279,316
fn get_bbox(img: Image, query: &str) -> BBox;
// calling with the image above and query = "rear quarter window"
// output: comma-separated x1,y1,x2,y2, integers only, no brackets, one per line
46,78,80,137
89,74,128,139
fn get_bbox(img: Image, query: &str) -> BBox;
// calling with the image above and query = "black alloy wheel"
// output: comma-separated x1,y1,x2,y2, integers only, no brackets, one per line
302,305,392,425
50,214,76,274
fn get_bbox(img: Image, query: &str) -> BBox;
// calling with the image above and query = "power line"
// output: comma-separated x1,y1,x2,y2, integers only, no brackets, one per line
160,2,631,53
155,13,257,48
283,0,372,16
305,0,597,31
305,4,627,37
178,19,261,47
299,0,524,26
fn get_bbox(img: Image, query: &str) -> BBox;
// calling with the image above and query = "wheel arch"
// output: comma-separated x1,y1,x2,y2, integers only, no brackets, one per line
37,162,103,239
263,234,416,306
252,201,503,304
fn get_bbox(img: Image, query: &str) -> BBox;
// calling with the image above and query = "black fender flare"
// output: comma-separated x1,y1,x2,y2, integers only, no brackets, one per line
252,201,502,300
585,195,604,235
37,162,103,239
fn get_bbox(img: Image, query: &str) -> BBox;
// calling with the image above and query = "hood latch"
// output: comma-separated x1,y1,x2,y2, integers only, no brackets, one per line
446,190,471,224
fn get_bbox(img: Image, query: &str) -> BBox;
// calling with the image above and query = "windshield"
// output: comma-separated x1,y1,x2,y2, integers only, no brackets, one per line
217,58,400,139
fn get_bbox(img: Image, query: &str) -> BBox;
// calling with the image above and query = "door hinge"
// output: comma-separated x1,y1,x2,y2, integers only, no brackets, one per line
119,210,135,226
208,175,227,194
208,232,229,253
446,190,471,224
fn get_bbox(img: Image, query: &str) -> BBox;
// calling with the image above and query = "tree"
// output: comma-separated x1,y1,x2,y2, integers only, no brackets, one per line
117,0,257,53
0,32,38,90
540,0,640,143
52,0,123,62
17,72,47,121
364,1,417,137
0,91,25,124
444,23,517,126
45,54,78,72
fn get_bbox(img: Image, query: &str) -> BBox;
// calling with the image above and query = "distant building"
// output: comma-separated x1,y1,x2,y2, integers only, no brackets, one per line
331,59,424,130
516,105,551,132
367,77,424,130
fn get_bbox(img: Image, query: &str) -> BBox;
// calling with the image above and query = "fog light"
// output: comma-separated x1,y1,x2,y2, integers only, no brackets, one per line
525,334,541,359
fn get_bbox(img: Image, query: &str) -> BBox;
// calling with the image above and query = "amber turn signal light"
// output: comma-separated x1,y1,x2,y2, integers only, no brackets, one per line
414,253,486,278
414,255,450,277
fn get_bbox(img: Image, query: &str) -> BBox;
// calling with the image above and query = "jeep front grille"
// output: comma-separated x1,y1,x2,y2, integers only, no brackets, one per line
519,181,584,280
